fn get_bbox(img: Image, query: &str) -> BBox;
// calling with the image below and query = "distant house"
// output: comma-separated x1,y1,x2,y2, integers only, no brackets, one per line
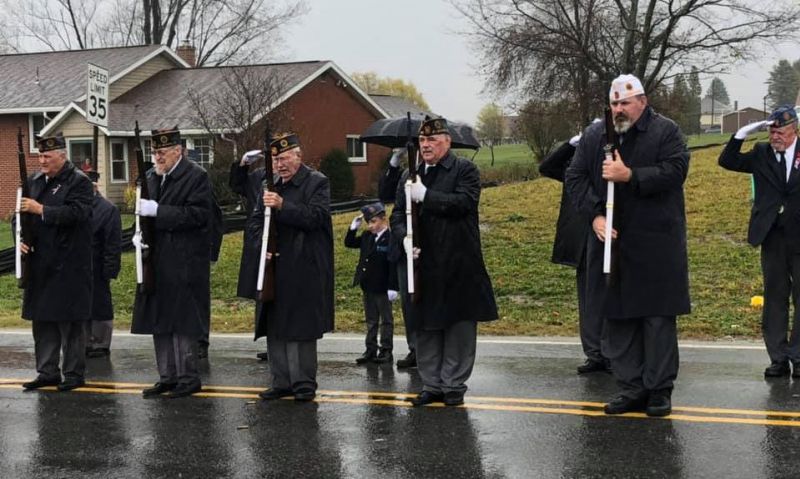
701,97,732,128
721,108,768,134
0,46,397,215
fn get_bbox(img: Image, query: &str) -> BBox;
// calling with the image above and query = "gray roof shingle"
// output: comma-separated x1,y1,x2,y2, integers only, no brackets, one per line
369,94,431,118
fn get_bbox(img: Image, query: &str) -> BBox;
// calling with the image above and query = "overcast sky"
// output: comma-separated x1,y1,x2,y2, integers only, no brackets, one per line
284,1,800,123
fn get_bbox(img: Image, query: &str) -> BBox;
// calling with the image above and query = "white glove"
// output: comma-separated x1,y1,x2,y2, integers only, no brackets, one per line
412,247,420,260
410,177,427,203
350,215,363,231
388,290,398,302
139,199,158,217
568,134,581,147
389,148,403,167
241,149,263,165
735,120,772,140
132,232,149,250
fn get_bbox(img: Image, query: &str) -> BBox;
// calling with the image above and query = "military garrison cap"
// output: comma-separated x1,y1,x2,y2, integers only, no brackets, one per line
270,133,301,156
151,126,181,148
768,105,798,128
36,133,66,152
419,116,450,136
360,202,386,222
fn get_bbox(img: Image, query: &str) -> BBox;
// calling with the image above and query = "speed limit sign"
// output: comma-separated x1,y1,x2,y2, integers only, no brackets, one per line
87,63,109,127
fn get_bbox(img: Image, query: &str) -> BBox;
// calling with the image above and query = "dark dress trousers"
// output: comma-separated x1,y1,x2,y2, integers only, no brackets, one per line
719,136,800,364
87,192,122,350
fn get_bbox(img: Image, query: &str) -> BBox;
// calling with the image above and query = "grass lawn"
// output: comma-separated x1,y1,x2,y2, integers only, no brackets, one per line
0,221,11,250
0,141,766,339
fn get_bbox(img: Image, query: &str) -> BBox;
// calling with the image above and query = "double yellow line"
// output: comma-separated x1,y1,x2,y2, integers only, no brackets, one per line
1,378,799,428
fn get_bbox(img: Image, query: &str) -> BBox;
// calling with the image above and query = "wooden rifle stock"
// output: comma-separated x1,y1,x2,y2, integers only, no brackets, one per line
16,128,33,289
256,125,277,303
134,121,156,293
603,107,617,275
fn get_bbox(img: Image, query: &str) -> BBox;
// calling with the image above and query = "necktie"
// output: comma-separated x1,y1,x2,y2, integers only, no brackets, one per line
779,152,787,182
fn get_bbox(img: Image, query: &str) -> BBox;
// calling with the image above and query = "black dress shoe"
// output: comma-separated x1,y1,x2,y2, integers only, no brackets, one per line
294,389,316,402
604,395,648,414
373,350,393,364
577,359,610,374
355,351,377,364
793,362,800,379
86,348,110,359
396,351,417,368
646,391,672,417
764,361,791,377
22,377,60,390
256,351,269,361
259,388,293,400
443,391,464,406
57,378,85,392
142,382,178,397
166,382,201,399
409,391,444,407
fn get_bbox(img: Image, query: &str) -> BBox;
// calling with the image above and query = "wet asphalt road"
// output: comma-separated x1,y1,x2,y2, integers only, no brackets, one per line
1,331,800,478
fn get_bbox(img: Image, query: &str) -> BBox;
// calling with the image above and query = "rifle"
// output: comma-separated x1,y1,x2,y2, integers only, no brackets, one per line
15,128,33,289
403,112,421,302
256,124,277,302
602,107,617,275
133,121,156,293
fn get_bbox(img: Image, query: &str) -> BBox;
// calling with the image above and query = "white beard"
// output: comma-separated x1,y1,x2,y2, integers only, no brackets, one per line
614,119,632,134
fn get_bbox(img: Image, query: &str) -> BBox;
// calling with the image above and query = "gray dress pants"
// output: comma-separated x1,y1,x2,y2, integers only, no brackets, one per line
416,320,477,394
153,333,200,386
33,320,87,381
267,337,318,392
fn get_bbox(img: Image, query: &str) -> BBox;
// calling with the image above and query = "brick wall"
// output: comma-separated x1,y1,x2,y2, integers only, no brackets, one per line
0,114,41,218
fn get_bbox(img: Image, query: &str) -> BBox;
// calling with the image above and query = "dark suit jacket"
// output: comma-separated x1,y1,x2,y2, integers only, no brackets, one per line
345,228,398,293
718,136,800,247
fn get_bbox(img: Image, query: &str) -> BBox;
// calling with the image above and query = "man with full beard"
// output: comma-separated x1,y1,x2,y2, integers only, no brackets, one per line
565,74,690,417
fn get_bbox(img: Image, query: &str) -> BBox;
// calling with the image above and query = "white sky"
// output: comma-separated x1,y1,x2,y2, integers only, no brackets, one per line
283,1,799,123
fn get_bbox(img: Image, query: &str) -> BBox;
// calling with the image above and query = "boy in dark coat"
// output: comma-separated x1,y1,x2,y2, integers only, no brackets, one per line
345,202,398,364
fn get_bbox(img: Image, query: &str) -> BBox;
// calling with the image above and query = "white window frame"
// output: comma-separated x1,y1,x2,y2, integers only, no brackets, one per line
143,140,156,163
28,112,58,153
186,137,214,168
109,139,129,183
66,137,94,167
346,135,367,163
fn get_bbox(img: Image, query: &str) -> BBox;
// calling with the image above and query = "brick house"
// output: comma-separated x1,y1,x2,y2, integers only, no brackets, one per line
721,108,768,134
0,45,395,214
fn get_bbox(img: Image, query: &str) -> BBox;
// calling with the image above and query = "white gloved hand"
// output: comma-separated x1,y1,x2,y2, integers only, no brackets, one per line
139,199,158,217
735,120,772,140
132,232,149,250
410,177,427,203
241,149,264,166
568,134,581,147
389,148,403,167
388,290,399,302
412,247,421,260
350,215,363,231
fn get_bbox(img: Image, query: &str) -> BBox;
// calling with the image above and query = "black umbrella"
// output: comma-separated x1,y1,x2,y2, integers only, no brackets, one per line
360,113,481,150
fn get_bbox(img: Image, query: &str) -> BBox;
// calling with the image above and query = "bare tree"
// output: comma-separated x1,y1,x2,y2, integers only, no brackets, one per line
453,0,800,124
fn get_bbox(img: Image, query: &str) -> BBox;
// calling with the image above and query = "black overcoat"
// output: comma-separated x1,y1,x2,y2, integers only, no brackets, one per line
233,166,266,299
90,193,122,322
22,161,93,322
564,106,690,319
389,151,498,330
539,142,590,267
344,228,399,293
718,137,800,248
131,159,212,336
252,165,334,341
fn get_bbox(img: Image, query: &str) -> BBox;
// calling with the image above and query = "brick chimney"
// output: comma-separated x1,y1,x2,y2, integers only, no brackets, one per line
176,40,196,67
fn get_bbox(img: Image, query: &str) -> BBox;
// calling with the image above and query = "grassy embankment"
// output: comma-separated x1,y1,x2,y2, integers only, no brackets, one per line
0,138,763,339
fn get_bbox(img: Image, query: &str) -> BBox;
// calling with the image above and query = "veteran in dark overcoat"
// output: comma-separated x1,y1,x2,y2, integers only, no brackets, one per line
565,74,689,417
19,133,93,392
132,127,213,399
390,116,498,407
252,133,334,402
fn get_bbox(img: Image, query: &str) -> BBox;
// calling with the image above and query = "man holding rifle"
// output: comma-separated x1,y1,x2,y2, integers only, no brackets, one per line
390,116,498,407
253,133,334,403
132,127,213,399
19,133,93,392
565,75,690,417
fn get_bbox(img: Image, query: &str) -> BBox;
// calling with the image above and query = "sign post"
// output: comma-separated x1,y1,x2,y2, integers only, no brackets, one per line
87,63,109,171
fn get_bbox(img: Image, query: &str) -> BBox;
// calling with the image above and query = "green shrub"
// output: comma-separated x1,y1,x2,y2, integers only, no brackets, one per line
319,148,355,200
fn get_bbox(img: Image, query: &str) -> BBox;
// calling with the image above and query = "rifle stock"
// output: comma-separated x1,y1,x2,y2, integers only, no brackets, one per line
404,112,421,303
603,107,616,275
134,121,156,293
16,128,33,289
256,124,277,303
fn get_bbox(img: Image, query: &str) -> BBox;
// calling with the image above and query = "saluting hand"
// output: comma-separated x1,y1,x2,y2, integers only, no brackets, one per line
602,150,632,182
20,198,43,216
263,191,283,210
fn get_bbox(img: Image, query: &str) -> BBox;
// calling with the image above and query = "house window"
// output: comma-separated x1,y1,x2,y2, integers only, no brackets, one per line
190,137,213,169
68,139,93,171
346,135,366,163
110,140,128,183
28,112,59,153
143,140,156,163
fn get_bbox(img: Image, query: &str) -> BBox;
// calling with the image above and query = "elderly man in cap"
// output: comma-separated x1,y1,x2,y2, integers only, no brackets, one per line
390,116,498,407
345,201,398,364
19,133,94,391
719,105,800,378
565,74,690,417
253,133,334,402
84,171,122,359
132,127,214,399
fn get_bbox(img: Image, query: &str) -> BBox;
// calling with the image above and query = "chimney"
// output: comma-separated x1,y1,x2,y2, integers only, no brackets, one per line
176,40,196,67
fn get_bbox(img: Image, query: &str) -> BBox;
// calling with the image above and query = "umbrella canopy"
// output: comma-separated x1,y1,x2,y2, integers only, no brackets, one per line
360,113,481,150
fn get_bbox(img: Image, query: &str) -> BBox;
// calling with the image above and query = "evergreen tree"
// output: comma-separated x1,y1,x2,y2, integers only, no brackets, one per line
767,59,800,108
705,77,731,106
670,75,691,134
687,68,703,134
